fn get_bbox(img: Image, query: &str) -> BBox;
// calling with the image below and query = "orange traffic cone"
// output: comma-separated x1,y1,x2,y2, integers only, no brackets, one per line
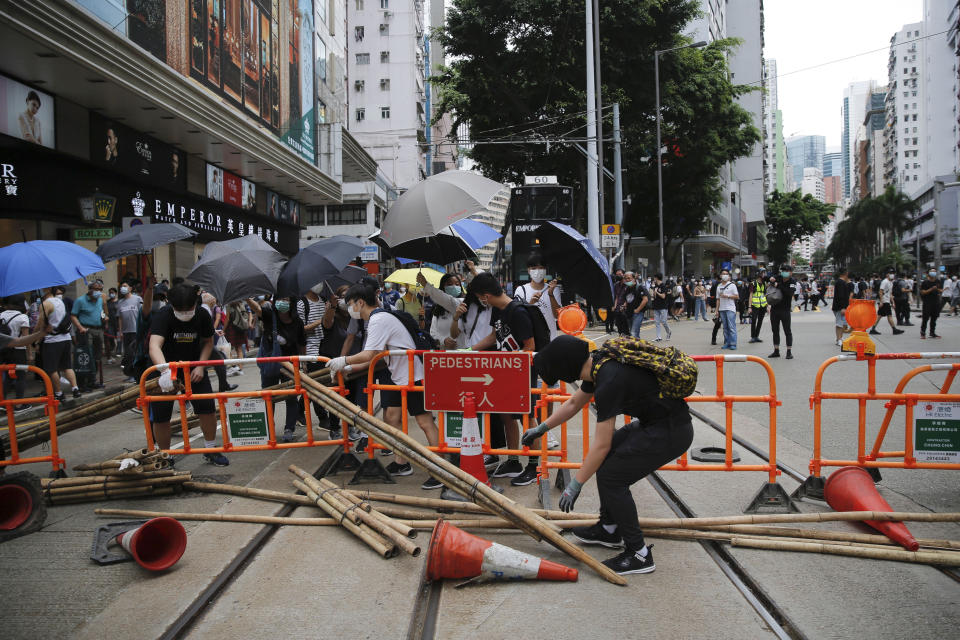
459,393,489,484
426,519,578,586
824,466,919,551
116,517,187,571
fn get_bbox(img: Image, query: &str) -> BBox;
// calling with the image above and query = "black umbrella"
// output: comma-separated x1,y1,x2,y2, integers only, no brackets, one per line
186,235,286,303
95,223,198,262
276,235,366,297
320,265,368,297
535,222,614,308
370,228,477,265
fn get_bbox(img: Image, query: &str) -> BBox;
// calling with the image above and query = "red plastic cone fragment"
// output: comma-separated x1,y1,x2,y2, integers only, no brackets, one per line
458,394,490,485
0,484,33,531
116,517,187,571
824,466,919,551
426,520,577,585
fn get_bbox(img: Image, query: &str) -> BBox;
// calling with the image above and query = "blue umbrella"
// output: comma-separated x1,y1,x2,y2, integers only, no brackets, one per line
535,222,614,308
0,240,106,296
451,218,502,249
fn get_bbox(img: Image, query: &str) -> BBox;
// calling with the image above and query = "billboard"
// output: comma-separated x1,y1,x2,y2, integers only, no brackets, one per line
85,1,317,164
266,189,299,225
0,74,55,150
208,163,256,211
90,112,187,192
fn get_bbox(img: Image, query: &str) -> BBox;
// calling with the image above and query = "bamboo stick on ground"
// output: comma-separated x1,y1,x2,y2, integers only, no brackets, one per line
701,524,960,550
641,528,903,550
293,479,395,558
42,470,189,487
96,508,337,526
314,477,417,540
183,481,317,507
342,489,597,521
48,486,177,504
45,476,191,496
731,537,960,566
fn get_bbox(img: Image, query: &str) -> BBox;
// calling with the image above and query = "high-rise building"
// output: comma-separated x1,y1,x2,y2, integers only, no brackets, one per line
349,0,427,189
823,176,843,204
763,59,780,195
785,135,825,188
882,23,924,192
469,188,510,271
842,80,876,198
774,110,787,191
854,88,888,200
426,0,457,175
920,0,959,189
801,167,826,203
822,151,843,177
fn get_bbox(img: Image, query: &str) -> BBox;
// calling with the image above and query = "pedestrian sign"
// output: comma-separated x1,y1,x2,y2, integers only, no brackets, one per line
423,351,531,414
915,402,960,463
226,397,270,447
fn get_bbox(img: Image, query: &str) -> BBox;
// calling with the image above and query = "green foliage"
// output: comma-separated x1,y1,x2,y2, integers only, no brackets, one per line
434,0,760,257
827,186,917,270
764,190,836,267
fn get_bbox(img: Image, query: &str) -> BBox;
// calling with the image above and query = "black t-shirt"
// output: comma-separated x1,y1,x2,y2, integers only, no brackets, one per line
651,283,671,310
623,285,648,313
151,305,214,363
769,277,796,311
490,301,533,352
581,360,689,423
919,278,943,310
832,279,851,311
262,306,306,357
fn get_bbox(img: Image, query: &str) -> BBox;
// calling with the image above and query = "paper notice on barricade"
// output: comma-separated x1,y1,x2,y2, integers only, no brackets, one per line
445,412,463,448
914,402,960,463
226,397,270,447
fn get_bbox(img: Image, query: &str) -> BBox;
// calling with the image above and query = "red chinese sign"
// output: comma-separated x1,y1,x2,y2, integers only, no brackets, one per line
423,351,531,414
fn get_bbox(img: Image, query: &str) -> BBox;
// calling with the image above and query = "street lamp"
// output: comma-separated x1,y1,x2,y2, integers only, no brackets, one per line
656,40,708,276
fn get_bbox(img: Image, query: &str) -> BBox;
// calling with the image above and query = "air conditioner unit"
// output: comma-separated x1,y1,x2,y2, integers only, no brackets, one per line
383,10,392,17
355,80,364,91
379,24,388,31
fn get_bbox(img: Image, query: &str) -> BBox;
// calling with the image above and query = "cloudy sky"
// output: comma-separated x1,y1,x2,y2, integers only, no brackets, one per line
764,0,924,149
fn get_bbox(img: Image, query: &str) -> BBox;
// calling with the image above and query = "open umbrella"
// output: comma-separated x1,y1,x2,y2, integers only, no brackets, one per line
186,235,286,303
370,228,477,265
535,222,614,308
318,265,368,297
0,240,105,296
95,223,198,262
385,267,444,288
276,235,365,297
451,218,502,250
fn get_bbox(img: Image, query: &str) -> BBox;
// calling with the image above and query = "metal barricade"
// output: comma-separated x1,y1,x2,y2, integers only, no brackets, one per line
799,351,960,499
139,356,354,468
0,365,64,474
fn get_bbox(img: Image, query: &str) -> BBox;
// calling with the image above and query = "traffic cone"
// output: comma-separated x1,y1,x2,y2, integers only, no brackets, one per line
824,466,919,551
116,517,187,571
458,393,489,484
426,519,578,586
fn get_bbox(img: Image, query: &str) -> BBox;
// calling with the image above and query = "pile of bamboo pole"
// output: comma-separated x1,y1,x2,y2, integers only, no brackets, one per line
42,449,190,505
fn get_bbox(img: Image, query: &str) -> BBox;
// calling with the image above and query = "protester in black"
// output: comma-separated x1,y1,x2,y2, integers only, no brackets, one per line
767,265,796,359
526,335,693,575
919,270,943,339
148,284,226,465
831,268,854,347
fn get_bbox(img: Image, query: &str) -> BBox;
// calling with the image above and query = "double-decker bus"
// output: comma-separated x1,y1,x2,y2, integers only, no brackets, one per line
493,184,575,285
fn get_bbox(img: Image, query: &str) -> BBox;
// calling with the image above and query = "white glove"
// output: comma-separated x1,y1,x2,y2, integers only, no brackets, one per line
118,457,140,471
328,356,347,374
158,369,175,392
276,334,287,346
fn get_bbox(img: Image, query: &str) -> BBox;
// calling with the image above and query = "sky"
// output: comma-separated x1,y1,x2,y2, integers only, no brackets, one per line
764,0,923,149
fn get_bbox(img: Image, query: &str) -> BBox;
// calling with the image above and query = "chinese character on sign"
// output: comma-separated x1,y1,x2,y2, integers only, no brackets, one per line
478,393,493,409
238,222,245,235
5,185,16,196
227,219,234,234
273,230,279,242
248,225,255,235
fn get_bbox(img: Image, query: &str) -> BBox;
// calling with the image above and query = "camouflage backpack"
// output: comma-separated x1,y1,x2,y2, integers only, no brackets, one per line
590,336,698,399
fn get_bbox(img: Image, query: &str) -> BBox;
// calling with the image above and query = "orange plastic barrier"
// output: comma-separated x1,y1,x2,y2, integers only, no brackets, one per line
803,351,960,498
139,356,353,462
0,365,64,474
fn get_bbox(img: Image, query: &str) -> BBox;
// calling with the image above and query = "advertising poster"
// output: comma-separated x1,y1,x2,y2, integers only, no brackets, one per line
223,169,242,207
0,74,55,149
206,163,224,201
266,189,280,218
90,112,186,192
242,178,256,211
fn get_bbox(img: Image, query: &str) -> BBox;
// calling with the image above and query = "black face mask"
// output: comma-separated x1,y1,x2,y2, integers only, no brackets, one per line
533,335,590,386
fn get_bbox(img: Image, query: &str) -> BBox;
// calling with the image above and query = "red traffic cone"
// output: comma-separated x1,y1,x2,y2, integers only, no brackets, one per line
459,393,490,485
824,466,919,551
116,517,187,571
426,519,578,586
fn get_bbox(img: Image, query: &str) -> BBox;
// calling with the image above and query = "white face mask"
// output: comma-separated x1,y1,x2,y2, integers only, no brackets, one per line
119,286,129,295
338,299,347,310
529,268,546,283
478,296,490,309
887,274,895,281
174,309,196,322
399,287,407,295
721,274,730,282
347,304,362,320
929,271,937,277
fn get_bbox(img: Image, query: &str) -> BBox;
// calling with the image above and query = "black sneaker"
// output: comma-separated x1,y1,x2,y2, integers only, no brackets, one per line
483,454,500,468
348,427,363,441
379,448,394,457
602,546,656,575
328,427,342,440
281,430,296,443
72,388,82,398
203,452,230,467
768,350,780,358
386,461,412,477
785,351,793,360
356,436,368,452
571,523,623,548
892,328,904,335
421,476,443,490
869,329,881,335
490,459,523,478
221,383,239,392
510,464,539,486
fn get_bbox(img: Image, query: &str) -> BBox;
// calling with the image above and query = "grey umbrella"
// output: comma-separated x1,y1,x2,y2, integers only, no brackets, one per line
377,170,505,247
95,223,198,262
186,235,286,304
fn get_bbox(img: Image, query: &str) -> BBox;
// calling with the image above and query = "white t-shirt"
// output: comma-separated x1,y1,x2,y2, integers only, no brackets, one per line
460,304,492,348
514,283,561,340
364,311,423,385
878,278,894,304
0,309,29,350
43,297,72,344
716,282,739,312
942,278,954,297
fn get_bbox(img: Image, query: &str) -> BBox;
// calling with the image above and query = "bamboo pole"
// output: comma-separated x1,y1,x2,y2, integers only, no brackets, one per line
45,476,191,496
292,479,395,558
314,477,417,540
701,524,960,550
95,508,338,526
640,528,900,550
42,470,190,487
48,486,177,504
731,537,960,566
286,364,628,586
182,481,317,507
342,489,597,521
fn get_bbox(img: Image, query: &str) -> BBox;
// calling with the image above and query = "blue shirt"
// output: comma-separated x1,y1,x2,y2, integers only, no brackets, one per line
72,294,104,327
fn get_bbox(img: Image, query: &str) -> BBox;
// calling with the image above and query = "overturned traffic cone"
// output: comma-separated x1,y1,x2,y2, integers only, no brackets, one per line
116,517,187,571
427,519,577,586
824,466,919,551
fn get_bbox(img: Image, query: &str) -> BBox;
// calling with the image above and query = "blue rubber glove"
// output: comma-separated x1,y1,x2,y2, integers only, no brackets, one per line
521,422,550,448
558,478,583,513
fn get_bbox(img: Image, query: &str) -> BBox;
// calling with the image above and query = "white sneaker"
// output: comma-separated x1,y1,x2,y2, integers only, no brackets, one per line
60,376,70,387
836,339,843,347
547,432,561,450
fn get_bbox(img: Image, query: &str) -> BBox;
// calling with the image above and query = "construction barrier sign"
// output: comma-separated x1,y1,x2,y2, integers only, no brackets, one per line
444,412,463,448
914,402,960,463
226,397,270,447
423,351,531,414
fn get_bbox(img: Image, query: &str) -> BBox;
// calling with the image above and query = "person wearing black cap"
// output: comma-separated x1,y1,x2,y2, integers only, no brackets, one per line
526,335,694,575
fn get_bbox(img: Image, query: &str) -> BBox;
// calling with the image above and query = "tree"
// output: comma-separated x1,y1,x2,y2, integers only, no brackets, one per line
434,0,760,263
764,190,835,267
810,247,829,274
827,187,917,270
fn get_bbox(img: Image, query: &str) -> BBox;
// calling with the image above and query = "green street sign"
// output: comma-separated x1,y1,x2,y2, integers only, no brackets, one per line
226,397,269,447
73,228,115,241
915,402,960,463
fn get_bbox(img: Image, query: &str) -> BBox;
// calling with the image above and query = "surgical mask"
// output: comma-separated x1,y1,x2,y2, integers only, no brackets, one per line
348,305,362,319
173,309,195,322
529,268,546,283
929,271,937,277
625,281,636,287
721,274,730,282
109,293,116,299
55,293,63,299
780,271,790,278
384,283,392,290
91,290,102,298
478,296,490,309
399,287,407,295
338,299,347,310
120,286,129,295
887,274,895,281
275,300,290,313
445,285,463,297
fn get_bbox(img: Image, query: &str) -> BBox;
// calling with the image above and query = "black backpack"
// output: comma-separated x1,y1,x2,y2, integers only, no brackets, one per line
370,308,438,351
0,312,23,337
506,300,551,352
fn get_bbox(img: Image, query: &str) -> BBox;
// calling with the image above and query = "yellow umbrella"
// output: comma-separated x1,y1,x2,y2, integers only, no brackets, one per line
385,267,444,288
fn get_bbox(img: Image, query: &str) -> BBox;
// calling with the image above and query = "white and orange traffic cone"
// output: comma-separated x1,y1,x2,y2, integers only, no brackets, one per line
426,519,577,586
440,393,502,501
116,517,187,571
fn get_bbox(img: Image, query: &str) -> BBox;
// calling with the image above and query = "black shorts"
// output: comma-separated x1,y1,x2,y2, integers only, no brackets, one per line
149,371,216,423
41,340,71,373
878,302,892,317
380,374,428,416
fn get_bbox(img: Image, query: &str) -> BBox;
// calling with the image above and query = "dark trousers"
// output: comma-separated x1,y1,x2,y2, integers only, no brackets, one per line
711,316,721,343
299,360,329,427
211,349,230,392
121,332,138,376
770,307,792,348
921,308,939,335
597,411,694,551
750,306,766,339
895,299,910,324
261,371,299,433
2,349,27,399
613,310,630,335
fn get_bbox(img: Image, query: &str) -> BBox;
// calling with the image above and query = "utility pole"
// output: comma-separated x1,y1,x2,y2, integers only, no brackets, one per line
584,0,599,247
592,0,604,225
612,103,624,270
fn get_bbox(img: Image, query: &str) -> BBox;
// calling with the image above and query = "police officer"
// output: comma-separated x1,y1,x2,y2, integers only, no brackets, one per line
748,272,767,343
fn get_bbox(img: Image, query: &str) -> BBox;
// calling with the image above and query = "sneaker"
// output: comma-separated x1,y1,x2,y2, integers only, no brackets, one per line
203,452,230,467
768,350,780,358
106,358,116,365
490,459,524,478
547,431,561,450
836,339,843,346
931,333,942,339
129,407,143,415
483,454,500,468
748,338,759,343
328,427,342,440
602,546,656,575
920,333,926,339
221,383,239,392
72,388,81,398
510,464,539,486
869,329,881,335
379,448,394,457
654,337,663,342
348,426,363,441
14,404,31,413
571,523,623,548
54,393,64,405
421,476,443,490
124,377,138,384
281,430,296,443
356,436,368,452
785,351,793,359
892,328,904,335
386,461,413,477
